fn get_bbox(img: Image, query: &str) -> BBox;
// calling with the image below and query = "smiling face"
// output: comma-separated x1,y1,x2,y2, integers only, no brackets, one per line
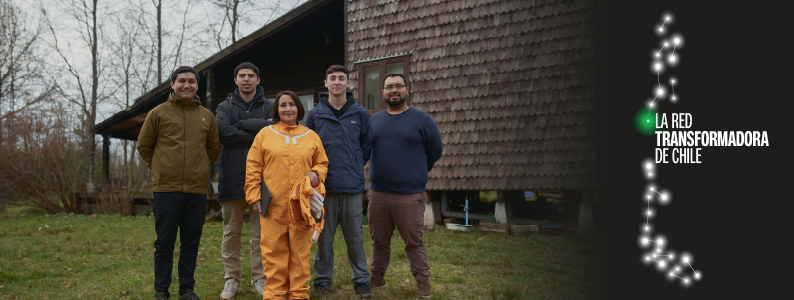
170,72,198,100
277,95,299,125
234,68,260,94
324,71,350,97
381,75,409,108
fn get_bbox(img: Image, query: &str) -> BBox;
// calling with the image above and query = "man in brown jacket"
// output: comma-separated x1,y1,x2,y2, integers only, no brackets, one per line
137,66,221,300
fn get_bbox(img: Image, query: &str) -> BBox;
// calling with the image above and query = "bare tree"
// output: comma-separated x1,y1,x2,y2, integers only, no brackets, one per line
1,0,50,120
0,104,82,214
168,0,194,72
1,0,55,213
154,0,163,83
206,0,305,50
106,8,146,187
39,0,111,186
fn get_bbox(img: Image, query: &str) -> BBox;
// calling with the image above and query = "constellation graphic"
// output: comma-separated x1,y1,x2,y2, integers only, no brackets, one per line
646,15,684,122
639,14,701,287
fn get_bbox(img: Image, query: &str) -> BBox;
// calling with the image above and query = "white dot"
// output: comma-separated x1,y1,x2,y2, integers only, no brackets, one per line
671,79,676,84
644,226,649,231
664,42,669,46
648,172,652,176
674,38,680,44
646,163,652,169
650,102,655,107
671,96,677,101
659,27,663,32
659,261,666,268
694,272,701,279
661,194,668,201
655,63,661,70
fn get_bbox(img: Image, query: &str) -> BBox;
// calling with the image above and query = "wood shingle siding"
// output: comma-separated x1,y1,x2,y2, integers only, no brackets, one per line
348,0,601,191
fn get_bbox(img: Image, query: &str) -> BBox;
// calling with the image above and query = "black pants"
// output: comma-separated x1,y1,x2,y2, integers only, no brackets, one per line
152,192,207,297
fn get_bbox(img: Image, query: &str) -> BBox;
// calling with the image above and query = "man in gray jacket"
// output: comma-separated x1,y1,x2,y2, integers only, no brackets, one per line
215,62,275,300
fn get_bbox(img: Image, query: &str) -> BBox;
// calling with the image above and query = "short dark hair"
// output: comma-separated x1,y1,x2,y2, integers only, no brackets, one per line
382,73,408,89
272,91,305,124
234,62,260,78
325,65,349,80
170,66,200,83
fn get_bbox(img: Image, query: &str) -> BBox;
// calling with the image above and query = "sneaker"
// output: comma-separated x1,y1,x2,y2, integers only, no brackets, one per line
354,283,374,298
369,276,387,289
313,283,332,297
219,279,239,300
251,278,266,297
154,292,168,300
178,289,200,300
416,279,431,298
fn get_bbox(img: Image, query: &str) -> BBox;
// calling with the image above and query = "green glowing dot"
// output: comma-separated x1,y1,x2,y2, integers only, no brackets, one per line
635,108,658,136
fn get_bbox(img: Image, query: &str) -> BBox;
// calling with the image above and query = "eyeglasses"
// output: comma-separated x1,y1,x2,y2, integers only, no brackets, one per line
383,84,406,91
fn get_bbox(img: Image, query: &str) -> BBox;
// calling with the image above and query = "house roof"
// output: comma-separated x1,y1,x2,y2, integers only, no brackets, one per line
94,0,339,138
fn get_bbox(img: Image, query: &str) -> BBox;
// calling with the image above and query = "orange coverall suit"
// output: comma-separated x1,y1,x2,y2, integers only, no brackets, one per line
245,122,328,300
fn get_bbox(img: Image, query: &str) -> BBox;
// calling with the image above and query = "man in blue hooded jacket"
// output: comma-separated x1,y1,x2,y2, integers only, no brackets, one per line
306,65,374,298
214,62,275,300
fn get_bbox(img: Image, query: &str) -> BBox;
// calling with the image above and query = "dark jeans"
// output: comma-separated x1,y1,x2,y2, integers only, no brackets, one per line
367,190,430,282
152,192,207,297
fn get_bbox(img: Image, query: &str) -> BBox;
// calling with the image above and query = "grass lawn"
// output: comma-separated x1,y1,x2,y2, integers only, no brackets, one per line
0,211,605,299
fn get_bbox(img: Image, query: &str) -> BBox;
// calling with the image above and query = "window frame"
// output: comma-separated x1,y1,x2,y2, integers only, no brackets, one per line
357,55,410,116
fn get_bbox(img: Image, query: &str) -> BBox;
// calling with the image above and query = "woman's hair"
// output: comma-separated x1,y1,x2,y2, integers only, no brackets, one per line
272,90,305,124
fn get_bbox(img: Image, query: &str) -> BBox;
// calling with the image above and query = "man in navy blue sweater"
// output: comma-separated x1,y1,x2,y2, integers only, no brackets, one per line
367,74,443,298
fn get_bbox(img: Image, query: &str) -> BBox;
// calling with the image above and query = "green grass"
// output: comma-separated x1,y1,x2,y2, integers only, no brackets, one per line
0,213,605,299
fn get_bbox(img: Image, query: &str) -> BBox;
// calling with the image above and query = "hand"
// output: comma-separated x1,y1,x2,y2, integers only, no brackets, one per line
306,171,319,187
252,201,261,213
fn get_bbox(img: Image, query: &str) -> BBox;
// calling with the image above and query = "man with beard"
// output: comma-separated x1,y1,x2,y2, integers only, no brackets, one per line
366,74,442,298
215,62,275,300
306,65,374,298
138,66,221,300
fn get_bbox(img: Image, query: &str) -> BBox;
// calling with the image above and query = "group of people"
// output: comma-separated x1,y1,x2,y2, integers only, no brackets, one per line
136,63,443,300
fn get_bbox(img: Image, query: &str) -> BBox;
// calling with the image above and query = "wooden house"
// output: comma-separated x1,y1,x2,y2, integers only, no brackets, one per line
94,0,607,226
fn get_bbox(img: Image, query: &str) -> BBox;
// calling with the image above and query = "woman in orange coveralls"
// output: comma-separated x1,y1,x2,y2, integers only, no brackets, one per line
245,90,328,300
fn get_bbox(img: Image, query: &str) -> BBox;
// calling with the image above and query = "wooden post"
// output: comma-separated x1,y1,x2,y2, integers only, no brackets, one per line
494,191,512,224
205,68,217,183
102,132,110,183
205,68,215,114
578,192,595,234
424,191,442,227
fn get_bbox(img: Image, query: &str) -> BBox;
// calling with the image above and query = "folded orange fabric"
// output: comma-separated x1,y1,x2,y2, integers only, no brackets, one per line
289,175,325,242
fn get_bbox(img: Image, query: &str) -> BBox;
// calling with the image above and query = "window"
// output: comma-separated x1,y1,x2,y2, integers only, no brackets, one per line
357,55,410,115
297,94,314,125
